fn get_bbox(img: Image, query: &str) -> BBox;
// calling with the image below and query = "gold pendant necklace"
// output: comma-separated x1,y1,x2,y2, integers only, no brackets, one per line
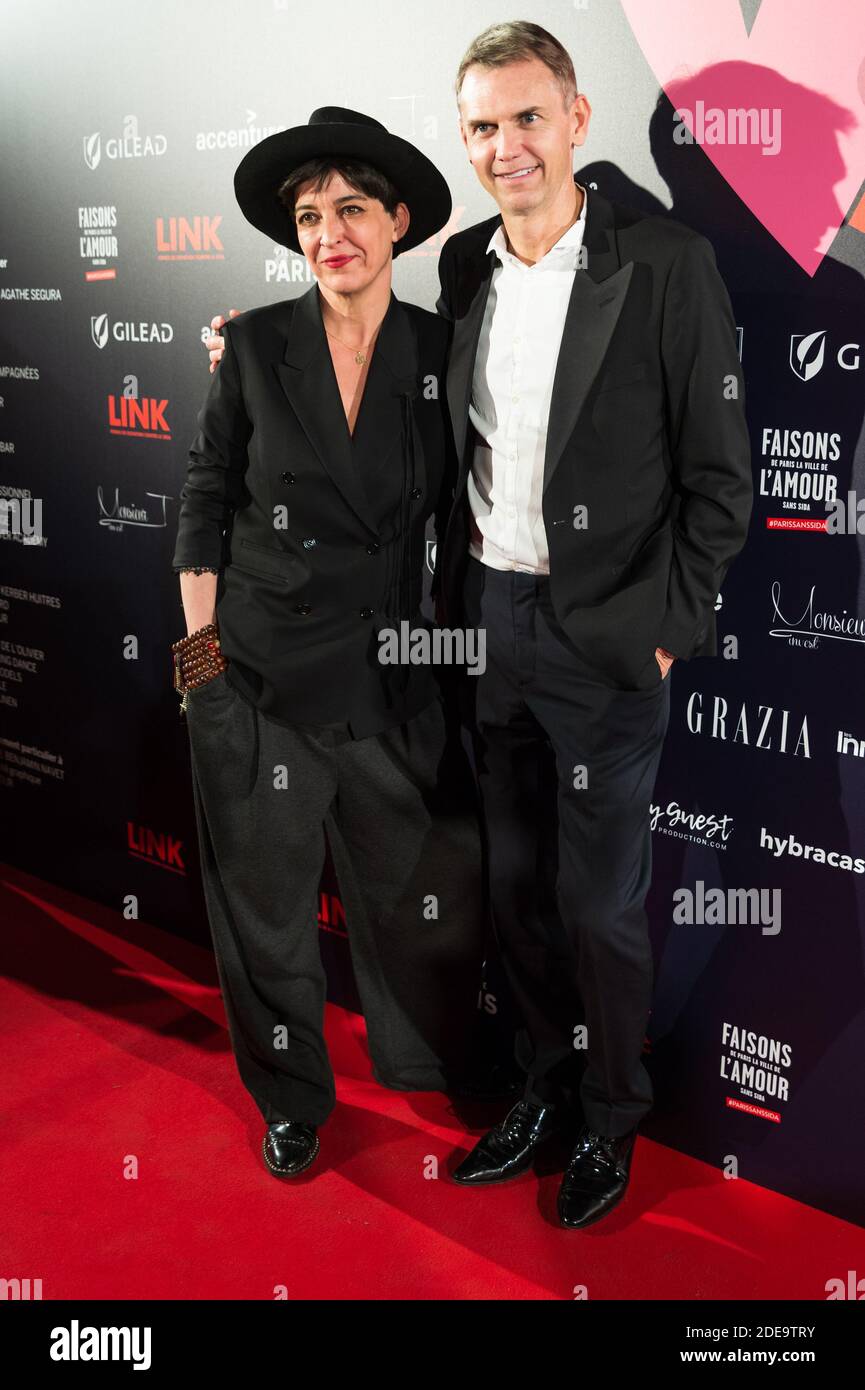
324,315,384,367
325,329,369,366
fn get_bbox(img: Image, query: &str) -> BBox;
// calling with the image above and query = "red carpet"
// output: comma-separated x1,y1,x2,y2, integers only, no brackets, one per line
2,863,863,1301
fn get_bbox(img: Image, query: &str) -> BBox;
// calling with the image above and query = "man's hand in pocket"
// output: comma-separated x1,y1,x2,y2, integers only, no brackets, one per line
655,647,676,679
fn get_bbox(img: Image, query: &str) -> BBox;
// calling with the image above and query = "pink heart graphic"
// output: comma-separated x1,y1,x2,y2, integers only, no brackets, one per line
620,0,865,274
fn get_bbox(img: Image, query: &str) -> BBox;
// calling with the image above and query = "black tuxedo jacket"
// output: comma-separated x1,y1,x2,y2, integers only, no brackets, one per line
435,183,753,691
171,284,456,735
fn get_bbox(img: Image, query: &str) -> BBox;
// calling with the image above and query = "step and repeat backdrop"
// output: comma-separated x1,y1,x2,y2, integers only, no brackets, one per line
2,0,864,1226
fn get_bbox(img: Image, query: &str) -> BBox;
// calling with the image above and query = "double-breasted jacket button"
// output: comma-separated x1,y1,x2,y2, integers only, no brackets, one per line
302,538,317,549
294,603,312,615
410,487,422,500
359,608,374,619
281,471,296,484
365,540,380,555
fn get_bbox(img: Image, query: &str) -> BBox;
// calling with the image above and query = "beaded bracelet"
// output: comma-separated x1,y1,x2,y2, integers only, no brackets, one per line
170,622,228,715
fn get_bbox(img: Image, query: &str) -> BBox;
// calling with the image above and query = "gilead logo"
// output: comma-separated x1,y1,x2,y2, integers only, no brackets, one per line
156,215,224,261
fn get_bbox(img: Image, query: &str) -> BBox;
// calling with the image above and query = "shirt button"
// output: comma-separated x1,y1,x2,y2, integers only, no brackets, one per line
281,471,296,484
359,608,374,619
294,603,312,615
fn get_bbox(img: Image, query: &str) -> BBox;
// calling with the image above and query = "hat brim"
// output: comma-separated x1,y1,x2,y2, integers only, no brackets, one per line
233,122,452,256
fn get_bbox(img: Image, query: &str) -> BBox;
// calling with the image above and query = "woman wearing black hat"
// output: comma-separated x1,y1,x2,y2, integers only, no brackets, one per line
170,110,486,1179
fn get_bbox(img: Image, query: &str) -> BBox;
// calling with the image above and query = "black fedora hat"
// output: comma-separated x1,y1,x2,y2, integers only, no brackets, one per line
233,106,452,256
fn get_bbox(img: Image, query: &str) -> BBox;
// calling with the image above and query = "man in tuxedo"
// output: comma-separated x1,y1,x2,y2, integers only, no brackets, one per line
437,21,752,1227
203,19,752,1227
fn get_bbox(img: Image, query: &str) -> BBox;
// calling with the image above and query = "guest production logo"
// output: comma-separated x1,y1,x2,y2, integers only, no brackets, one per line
649,800,733,849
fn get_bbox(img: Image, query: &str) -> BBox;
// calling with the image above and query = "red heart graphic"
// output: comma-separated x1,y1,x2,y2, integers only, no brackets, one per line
621,0,865,273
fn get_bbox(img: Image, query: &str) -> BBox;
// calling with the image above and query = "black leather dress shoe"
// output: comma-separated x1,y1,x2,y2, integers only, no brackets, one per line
262,1121,319,1178
557,1124,638,1228
451,1100,560,1185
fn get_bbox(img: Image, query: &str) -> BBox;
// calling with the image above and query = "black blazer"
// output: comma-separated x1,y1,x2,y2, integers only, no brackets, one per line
171,284,456,735
436,182,754,691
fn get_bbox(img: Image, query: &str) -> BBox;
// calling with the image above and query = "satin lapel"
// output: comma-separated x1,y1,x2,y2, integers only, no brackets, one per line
542,188,632,495
445,248,497,472
273,283,378,534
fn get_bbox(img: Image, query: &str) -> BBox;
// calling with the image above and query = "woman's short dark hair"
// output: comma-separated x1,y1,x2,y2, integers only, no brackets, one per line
277,156,403,226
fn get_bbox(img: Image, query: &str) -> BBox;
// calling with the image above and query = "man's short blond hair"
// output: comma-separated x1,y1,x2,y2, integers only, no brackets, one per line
454,20,578,109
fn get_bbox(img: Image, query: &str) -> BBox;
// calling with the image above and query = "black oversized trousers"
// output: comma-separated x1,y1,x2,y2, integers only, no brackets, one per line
461,556,671,1138
185,671,484,1126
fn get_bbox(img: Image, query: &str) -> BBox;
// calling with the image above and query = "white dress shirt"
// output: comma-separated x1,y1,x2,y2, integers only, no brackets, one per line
467,183,588,574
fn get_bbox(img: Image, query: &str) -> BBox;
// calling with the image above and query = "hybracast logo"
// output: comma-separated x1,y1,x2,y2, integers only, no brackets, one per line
760,826,865,874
